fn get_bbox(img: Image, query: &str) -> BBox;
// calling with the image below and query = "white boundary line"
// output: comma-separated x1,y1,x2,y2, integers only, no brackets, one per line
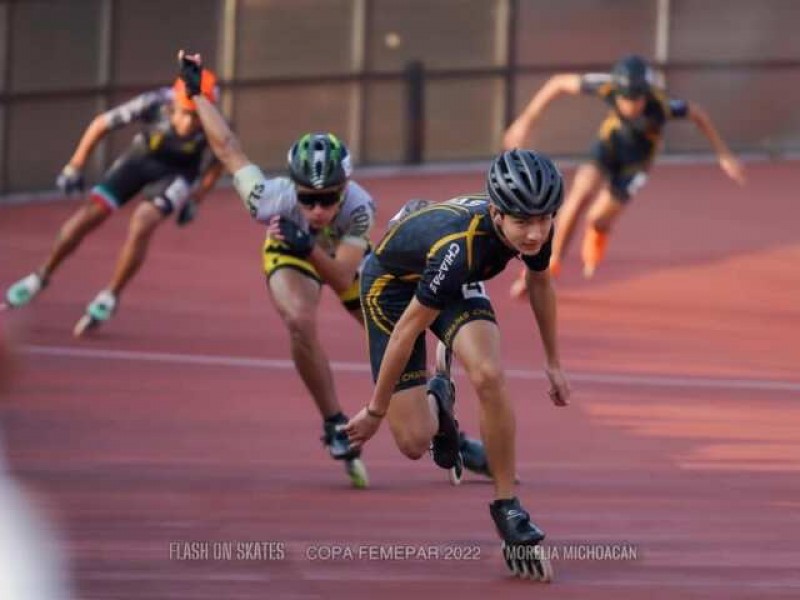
21,345,800,393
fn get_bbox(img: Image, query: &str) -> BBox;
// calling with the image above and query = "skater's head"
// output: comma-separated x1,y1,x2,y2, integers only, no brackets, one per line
171,68,219,135
487,149,563,256
611,55,653,118
288,133,352,228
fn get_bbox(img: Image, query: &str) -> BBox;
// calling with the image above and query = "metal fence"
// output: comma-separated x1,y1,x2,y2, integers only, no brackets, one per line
1,0,799,195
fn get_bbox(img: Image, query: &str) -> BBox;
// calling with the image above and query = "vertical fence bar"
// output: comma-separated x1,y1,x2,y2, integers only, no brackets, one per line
349,0,366,163
655,0,670,87
0,0,13,194
501,0,517,137
95,0,115,173
404,59,424,164
219,0,239,128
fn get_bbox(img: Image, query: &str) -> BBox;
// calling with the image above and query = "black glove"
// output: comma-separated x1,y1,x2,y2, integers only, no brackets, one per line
56,164,84,195
178,53,202,97
176,199,198,227
277,218,314,258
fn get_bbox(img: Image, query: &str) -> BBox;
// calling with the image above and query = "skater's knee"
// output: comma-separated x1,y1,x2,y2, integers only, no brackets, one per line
80,202,111,231
129,206,163,240
396,434,430,460
63,208,104,240
465,361,505,396
128,222,157,244
282,310,317,341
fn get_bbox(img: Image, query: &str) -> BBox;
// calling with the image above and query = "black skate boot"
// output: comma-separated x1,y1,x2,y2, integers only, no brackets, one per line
460,433,492,477
427,373,461,471
490,497,553,582
322,415,369,489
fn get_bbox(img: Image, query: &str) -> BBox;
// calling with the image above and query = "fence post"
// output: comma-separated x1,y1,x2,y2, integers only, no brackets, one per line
404,60,424,165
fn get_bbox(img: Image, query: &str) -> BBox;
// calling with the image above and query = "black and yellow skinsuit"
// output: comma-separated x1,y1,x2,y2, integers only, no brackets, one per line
580,73,689,201
361,196,551,391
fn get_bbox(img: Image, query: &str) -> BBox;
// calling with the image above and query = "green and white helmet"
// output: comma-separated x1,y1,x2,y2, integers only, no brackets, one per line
287,132,353,189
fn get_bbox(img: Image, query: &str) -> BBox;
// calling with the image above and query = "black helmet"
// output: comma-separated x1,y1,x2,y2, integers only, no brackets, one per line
287,132,352,189
487,149,563,217
611,54,653,98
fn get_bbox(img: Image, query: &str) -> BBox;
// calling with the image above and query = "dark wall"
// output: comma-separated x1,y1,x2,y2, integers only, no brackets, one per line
0,0,797,195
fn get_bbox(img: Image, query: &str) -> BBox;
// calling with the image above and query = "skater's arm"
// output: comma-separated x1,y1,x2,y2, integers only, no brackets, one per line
192,95,251,175
179,48,249,174
308,195,374,293
503,74,582,150
370,298,440,414
178,52,294,219
56,113,112,194
68,87,168,169
525,269,570,406
65,114,111,170
265,218,361,290
176,160,225,226
687,102,746,185
345,298,440,448
307,243,364,296
191,161,224,206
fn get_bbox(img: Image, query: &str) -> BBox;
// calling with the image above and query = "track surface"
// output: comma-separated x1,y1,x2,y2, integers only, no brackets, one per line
1,162,798,599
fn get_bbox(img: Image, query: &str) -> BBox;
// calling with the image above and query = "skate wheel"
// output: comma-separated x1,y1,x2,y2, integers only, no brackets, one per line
73,314,97,338
501,543,553,583
345,458,369,489
447,462,463,486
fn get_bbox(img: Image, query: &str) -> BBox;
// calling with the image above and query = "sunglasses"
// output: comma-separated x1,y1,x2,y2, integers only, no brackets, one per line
617,87,649,100
296,189,343,208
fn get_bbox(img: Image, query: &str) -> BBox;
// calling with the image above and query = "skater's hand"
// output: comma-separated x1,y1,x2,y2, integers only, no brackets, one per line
718,153,746,186
177,50,203,97
176,199,198,227
344,407,383,449
56,164,84,195
266,216,314,258
545,365,570,407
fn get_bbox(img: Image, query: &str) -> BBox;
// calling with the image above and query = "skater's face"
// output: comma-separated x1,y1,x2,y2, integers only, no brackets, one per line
170,103,202,136
295,185,344,229
491,205,552,256
615,94,647,119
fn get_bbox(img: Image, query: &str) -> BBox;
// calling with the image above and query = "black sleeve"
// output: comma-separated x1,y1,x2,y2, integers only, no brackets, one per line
580,73,614,98
520,226,554,272
415,239,468,309
102,87,172,130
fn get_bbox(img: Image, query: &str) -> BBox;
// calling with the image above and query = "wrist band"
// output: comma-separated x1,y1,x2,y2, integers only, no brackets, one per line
366,406,386,419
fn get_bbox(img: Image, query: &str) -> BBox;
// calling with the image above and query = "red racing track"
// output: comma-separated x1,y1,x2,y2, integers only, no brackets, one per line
1,161,798,599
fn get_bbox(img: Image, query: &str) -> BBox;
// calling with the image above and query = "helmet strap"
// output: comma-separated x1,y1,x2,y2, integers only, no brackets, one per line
488,206,516,251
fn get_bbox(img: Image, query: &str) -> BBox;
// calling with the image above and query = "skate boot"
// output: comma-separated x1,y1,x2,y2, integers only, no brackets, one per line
460,433,492,478
581,227,608,279
444,433,488,486
427,344,462,478
490,497,553,582
428,373,461,472
450,433,521,485
73,290,117,337
322,415,369,489
3,272,46,310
